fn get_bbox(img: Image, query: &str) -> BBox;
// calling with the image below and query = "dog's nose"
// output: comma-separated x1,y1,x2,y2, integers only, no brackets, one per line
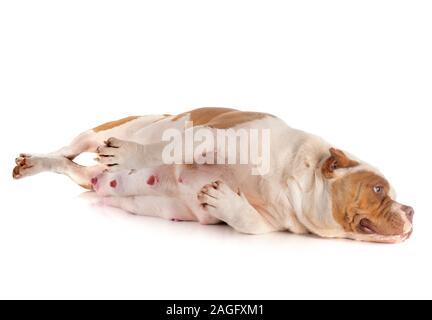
402,205,414,223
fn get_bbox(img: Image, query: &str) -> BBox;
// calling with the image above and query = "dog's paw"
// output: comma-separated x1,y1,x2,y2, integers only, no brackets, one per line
95,137,126,169
96,138,142,171
13,154,43,179
197,180,244,215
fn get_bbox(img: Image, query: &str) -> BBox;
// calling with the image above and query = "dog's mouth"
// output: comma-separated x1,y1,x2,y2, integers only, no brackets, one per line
354,218,413,243
358,218,376,234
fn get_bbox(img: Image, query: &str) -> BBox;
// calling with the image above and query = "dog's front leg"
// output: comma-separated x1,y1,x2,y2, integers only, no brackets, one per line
197,181,278,234
96,138,170,171
95,128,218,171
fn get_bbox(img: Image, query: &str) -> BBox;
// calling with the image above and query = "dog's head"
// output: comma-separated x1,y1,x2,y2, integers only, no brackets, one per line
320,148,413,243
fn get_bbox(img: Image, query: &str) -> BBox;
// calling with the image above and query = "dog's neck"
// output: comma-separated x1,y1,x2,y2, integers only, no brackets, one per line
277,127,346,237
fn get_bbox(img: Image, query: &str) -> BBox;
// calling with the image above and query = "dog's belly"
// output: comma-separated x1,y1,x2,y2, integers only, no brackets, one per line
93,164,243,223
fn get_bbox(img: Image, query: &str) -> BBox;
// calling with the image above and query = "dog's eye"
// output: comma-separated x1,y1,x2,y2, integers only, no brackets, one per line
373,186,384,193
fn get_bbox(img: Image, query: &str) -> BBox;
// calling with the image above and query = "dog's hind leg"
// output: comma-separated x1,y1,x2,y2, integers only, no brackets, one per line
12,128,106,188
13,153,106,190
53,131,103,160
12,115,162,187
99,195,199,222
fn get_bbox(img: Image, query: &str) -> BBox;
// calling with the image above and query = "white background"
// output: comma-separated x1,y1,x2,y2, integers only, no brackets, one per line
0,1,431,299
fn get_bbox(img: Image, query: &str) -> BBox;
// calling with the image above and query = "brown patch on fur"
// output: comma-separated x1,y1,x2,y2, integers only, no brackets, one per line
322,148,359,178
172,107,236,124
171,107,272,129
152,114,172,123
79,183,93,190
183,163,198,170
332,171,404,236
206,111,271,129
92,116,140,133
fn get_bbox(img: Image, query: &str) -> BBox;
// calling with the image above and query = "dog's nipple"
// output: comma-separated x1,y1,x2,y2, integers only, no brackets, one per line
147,175,157,186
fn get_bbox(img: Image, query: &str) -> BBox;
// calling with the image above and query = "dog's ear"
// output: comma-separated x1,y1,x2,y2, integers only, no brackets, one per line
322,148,359,178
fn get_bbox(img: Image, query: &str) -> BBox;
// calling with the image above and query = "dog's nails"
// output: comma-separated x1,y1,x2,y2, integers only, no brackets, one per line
12,166,21,179
212,181,221,189
107,163,118,167
16,156,27,166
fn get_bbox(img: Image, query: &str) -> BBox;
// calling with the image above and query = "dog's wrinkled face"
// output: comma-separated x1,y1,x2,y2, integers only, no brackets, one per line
332,170,414,243
321,148,413,243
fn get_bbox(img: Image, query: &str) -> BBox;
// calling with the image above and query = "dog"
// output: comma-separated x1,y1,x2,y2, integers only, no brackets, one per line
12,107,414,243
